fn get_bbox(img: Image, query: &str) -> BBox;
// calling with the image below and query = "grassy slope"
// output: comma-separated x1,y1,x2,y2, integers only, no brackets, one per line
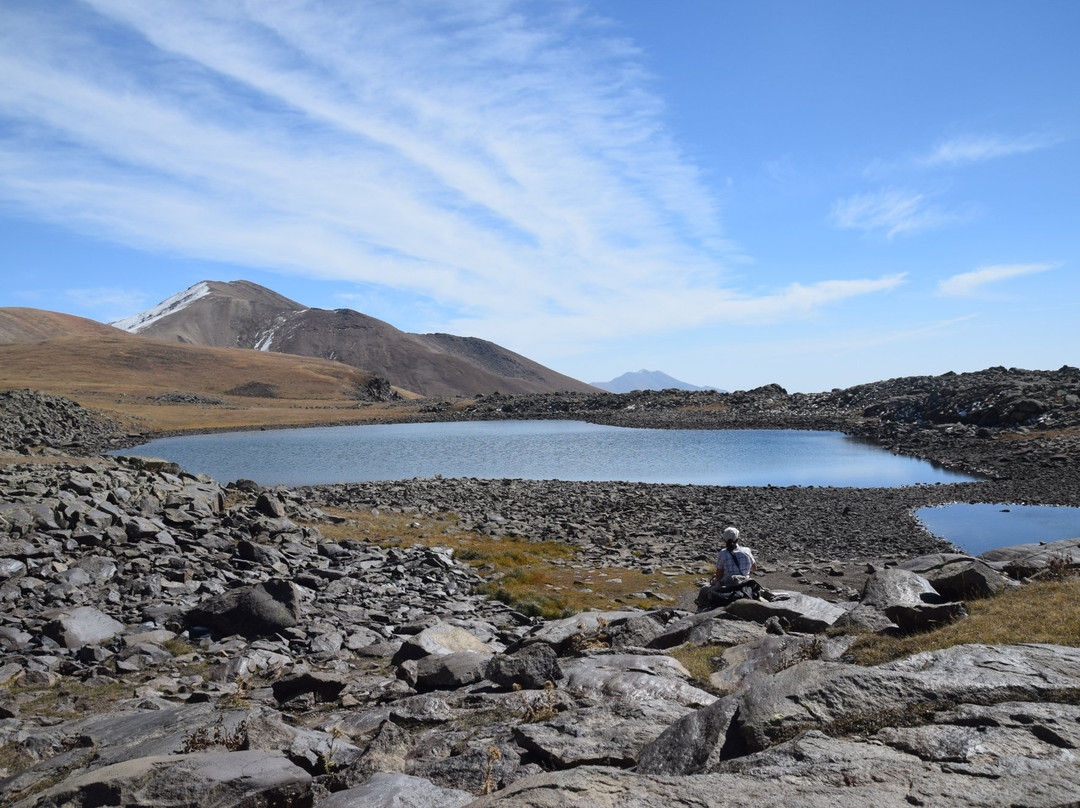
0,333,424,433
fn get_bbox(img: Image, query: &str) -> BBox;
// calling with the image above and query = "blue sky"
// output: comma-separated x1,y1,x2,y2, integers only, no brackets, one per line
1,1,1076,392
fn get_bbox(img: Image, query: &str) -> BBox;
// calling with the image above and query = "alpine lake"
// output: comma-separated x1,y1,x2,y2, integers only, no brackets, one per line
117,419,1080,556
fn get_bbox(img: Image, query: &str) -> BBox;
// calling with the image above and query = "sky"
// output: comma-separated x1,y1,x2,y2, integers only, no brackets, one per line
1,1,1077,393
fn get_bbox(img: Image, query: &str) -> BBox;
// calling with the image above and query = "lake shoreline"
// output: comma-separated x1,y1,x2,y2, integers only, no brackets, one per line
8,371,1079,601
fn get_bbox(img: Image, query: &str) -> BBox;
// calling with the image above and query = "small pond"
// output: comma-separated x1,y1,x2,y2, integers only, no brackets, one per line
916,504,1080,556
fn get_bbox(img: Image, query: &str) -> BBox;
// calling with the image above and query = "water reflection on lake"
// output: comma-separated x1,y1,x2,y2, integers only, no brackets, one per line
916,503,1080,557
117,419,977,488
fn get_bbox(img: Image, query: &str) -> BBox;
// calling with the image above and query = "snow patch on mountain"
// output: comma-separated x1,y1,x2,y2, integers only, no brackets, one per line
110,282,212,333
254,315,290,351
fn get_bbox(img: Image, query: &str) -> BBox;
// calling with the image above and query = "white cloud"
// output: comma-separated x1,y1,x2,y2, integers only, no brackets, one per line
66,287,148,310
830,189,962,238
918,133,1062,168
0,1,903,344
938,263,1057,298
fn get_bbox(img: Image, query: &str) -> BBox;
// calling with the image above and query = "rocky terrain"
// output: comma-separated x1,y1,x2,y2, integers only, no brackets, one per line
0,390,128,456
2,367,1079,807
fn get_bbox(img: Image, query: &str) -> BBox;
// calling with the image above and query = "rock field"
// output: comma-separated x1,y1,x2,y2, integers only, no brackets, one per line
2,366,1080,807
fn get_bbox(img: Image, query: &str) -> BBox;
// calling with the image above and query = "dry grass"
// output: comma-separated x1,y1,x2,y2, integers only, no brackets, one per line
669,643,730,691
0,333,426,433
5,678,133,719
849,578,1080,666
313,506,701,618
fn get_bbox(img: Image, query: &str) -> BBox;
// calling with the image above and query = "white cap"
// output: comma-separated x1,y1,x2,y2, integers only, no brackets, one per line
723,526,740,544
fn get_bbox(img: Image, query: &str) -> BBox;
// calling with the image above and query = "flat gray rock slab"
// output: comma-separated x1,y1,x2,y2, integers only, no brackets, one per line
980,536,1080,578
559,654,716,708
739,642,1080,753
513,701,690,768
724,591,845,633
709,634,855,694
647,608,767,649
513,611,642,653
462,744,1080,807
319,772,474,808
14,750,311,808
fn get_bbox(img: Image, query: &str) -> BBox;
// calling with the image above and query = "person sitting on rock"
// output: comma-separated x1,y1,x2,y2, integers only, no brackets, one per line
697,526,776,607
715,526,756,585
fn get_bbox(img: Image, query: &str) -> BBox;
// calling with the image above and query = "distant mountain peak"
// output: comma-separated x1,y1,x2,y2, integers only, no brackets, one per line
591,369,722,393
111,280,306,334
110,281,212,333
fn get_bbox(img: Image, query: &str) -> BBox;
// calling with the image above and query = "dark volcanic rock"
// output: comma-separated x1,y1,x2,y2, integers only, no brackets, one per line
185,579,302,638
486,644,563,691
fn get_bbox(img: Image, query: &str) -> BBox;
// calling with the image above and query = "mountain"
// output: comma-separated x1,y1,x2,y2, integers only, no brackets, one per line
111,280,597,398
591,369,722,393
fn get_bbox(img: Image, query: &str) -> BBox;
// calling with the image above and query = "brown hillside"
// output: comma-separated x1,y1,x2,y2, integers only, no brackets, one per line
0,308,127,344
120,280,598,396
0,333,421,433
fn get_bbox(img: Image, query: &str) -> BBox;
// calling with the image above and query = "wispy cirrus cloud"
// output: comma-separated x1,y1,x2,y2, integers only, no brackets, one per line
0,0,902,345
938,263,1058,297
918,133,1063,168
65,287,149,316
829,188,964,238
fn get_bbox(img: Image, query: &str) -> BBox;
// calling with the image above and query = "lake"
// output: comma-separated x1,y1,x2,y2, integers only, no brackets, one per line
117,419,977,488
917,503,1080,557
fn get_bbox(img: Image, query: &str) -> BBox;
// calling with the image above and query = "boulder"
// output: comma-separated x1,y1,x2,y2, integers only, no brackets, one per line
391,623,496,666
509,610,641,654
486,643,563,691
635,695,741,775
464,746,1080,807
254,492,287,518
708,634,854,695
43,606,124,650
896,553,1012,599
186,579,302,638
604,614,663,649
409,651,492,692
647,608,767,649
736,643,1080,754
860,568,966,632
272,672,348,704
724,591,845,633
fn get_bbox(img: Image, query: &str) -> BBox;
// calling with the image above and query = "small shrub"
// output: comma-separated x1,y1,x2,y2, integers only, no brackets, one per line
520,682,559,724
774,637,824,672
182,719,248,753
482,745,503,795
